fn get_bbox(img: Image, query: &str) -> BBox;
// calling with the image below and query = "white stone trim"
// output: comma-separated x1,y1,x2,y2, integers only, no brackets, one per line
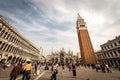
79,27,87,30
77,27,87,32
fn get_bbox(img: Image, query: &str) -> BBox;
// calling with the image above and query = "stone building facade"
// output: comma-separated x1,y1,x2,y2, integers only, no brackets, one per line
95,36,120,67
48,48,77,64
0,16,40,64
39,47,43,61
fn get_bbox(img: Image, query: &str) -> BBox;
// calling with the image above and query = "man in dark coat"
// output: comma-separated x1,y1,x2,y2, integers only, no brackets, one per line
72,62,76,77
10,64,22,80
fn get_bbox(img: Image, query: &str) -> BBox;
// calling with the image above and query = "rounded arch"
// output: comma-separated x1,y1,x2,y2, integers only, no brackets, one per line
18,57,22,64
11,56,16,63
21,59,26,63
4,43,8,51
0,41,2,46
15,57,19,63
1,42,5,50
0,29,5,36
7,55,12,62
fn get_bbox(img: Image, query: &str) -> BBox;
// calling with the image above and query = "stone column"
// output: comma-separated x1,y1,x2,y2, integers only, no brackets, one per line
1,29,6,38
4,44,9,51
8,32,12,41
112,60,116,67
115,60,119,66
1,43,6,51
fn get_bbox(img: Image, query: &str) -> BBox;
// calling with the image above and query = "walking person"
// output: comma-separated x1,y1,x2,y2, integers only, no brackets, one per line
105,64,112,73
51,63,54,72
69,63,72,71
118,64,120,71
34,63,37,75
36,62,40,75
51,63,58,80
100,64,106,73
1,59,6,71
45,63,49,70
9,64,22,80
22,59,32,80
62,63,65,70
72,62,76,77
95,64,100,72
0,60,4,71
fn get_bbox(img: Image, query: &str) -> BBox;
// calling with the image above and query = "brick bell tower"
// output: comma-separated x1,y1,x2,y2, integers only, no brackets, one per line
76,14,97,64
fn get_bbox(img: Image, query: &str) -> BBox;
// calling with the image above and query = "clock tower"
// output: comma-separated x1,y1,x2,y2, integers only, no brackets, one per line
76,14,97,64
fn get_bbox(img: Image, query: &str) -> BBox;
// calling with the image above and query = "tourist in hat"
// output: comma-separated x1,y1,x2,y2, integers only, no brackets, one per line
22,59,32,80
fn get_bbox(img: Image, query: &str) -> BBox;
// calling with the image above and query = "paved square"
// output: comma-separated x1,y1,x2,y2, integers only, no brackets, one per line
39,66,120,80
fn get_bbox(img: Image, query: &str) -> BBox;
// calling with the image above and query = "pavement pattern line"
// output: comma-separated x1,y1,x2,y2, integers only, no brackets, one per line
34,71,46,80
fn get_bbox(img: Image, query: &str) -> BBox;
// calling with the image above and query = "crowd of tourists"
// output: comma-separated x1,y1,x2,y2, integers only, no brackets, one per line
50,62,77,80
0,58,120,80
0,59,76,80
0,59,41,80
9,59,39,80
0,59,12,71
95,63,112,73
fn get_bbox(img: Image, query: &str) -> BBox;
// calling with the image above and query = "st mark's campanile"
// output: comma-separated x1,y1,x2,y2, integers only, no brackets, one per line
76,14,97,64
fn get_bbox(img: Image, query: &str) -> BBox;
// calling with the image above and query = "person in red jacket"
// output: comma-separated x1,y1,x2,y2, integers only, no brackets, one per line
10,64,22,80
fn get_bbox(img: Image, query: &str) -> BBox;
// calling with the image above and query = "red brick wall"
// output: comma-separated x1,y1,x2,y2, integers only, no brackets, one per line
78,29,97,64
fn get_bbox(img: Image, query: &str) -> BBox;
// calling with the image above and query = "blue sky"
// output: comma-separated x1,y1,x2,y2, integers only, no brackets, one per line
0,0,120,56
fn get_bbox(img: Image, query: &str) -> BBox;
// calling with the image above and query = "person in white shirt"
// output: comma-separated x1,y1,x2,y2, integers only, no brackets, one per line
105,64,112,73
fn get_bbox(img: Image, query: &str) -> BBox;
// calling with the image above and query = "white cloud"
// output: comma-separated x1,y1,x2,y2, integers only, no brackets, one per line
0,0,120,56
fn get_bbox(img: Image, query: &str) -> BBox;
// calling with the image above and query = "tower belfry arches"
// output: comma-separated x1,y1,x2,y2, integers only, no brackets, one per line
76,14,97,64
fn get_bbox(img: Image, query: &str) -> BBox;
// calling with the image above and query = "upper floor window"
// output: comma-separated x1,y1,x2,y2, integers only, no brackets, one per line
0,41,2,45
118,41,120,45
104,46,106,50
101,47,104,50
110,51,113,57
110,44,113,48
0,27,2,31
107,52,110,57
114,43,117,46
113,51,117,56
118,50,120,54
104,53,107,57
0,30,5,37
107,45,110,49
